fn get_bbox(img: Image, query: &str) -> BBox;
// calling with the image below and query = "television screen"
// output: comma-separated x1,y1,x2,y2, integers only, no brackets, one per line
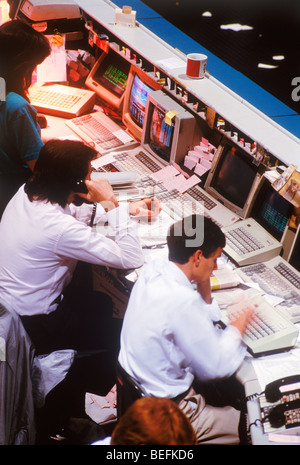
92,50,129,97
209,145,258,209
148,104,174,163
289,229,300,272
122,66,162,141
86,48,130,110
251,180,293,241
128,73,154,128
142,90,196,166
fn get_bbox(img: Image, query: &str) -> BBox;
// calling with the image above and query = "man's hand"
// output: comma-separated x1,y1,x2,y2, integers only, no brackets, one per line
129,198,161,220
82,178,119,211
230,307,254,336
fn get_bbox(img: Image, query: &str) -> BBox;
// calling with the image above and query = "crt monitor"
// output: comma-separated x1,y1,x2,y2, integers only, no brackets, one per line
249,177,294,242
142,90,195,165
204,142,263,218
288,227,300,272
122,65,162,141
85,48,131,112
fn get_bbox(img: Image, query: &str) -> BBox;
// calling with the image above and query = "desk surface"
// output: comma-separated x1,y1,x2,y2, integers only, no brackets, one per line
41,114,80,143
41,111,300,446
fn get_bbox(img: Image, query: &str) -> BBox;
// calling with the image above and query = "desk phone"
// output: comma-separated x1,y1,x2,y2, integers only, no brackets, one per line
259,375,300,430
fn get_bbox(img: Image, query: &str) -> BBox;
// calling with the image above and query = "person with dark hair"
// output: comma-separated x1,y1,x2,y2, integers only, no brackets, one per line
119,215,253,445
92,397,197,445
0,138,161,436
0,19,51,218
0,138,161,354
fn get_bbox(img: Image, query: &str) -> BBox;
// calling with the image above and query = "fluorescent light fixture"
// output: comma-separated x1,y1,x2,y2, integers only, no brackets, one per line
258,63,279,69
202,11,212,17
220,24,253,31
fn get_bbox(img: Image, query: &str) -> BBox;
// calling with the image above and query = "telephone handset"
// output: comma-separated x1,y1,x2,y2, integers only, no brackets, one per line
268,398,300,428
264,375,300,429
73,179,88,194
265,374,300,403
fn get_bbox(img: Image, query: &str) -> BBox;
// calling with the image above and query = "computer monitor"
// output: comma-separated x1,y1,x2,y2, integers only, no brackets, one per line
122,65,162,141
249,177,294,242
141,90,195,165
204,142,263,218
85,48,131,112
288,227,300,272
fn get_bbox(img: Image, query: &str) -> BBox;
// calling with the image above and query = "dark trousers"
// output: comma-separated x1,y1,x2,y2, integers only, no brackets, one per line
20,262,122,440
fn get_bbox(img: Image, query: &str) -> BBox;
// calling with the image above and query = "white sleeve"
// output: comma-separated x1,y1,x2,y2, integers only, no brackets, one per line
56,204,144,270
69,202,107,225
172,294,246,381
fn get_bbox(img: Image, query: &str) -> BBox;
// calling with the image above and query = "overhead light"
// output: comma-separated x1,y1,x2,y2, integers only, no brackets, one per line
272,55,285,61
220,24,253,32
258,63,279,69
202,11,212,17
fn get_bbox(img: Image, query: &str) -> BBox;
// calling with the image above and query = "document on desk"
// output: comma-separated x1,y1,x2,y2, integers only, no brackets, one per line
134,209,175,248
251,347,300,391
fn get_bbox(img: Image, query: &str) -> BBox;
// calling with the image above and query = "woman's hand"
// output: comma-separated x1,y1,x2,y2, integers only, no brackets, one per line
129,198,161,220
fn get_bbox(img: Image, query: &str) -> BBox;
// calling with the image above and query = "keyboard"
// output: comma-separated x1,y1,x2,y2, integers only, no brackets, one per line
109,148,239,228
29,84,96,118
66,111,138,155
221,295,299,357
222,218,282,266
236,256,300,323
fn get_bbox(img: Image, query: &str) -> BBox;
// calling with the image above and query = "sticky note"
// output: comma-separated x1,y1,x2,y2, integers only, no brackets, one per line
165,110,178,125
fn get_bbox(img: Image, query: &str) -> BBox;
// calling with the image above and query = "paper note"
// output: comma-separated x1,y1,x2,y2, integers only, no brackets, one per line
150,165,179,182
162,173,200,193
184,156,197,170
156,57,186,70
251,350,300,391
194,163,210,177
36,35,67,84
165,110,178,125
91,153,116,169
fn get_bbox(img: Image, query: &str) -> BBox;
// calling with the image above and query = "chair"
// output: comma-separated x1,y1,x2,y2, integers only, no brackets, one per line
0,301,36,445
0,300,75,444
116,362,149,418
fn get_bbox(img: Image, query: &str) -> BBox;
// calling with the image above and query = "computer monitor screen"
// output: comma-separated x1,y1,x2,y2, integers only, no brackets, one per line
205,143,262,217
289,228,300,272
122,65,162,141
142,90,195,165
147,101,174,163
250,179,293,241
86,48,130,111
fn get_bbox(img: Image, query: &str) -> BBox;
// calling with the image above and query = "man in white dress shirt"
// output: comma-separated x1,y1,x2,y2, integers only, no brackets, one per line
119,215,253,444
0,139,161,431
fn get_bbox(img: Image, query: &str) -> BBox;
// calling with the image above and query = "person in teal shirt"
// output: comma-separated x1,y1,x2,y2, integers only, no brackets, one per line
0,20,50,218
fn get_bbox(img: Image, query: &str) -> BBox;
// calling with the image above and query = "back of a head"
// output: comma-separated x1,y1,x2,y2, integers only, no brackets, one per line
167,214,226,264
111,397,197,445
0,20,50,95
25,139,97,207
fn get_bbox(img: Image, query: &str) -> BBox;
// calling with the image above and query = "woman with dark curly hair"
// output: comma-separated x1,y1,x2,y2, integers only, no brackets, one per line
0,19,50,218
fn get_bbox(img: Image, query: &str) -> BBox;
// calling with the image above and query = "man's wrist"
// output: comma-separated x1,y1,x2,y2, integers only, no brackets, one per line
100,197,119,212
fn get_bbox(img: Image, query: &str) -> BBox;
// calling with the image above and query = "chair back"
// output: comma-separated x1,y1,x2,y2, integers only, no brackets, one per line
116,362,148,418
0,301,36,444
